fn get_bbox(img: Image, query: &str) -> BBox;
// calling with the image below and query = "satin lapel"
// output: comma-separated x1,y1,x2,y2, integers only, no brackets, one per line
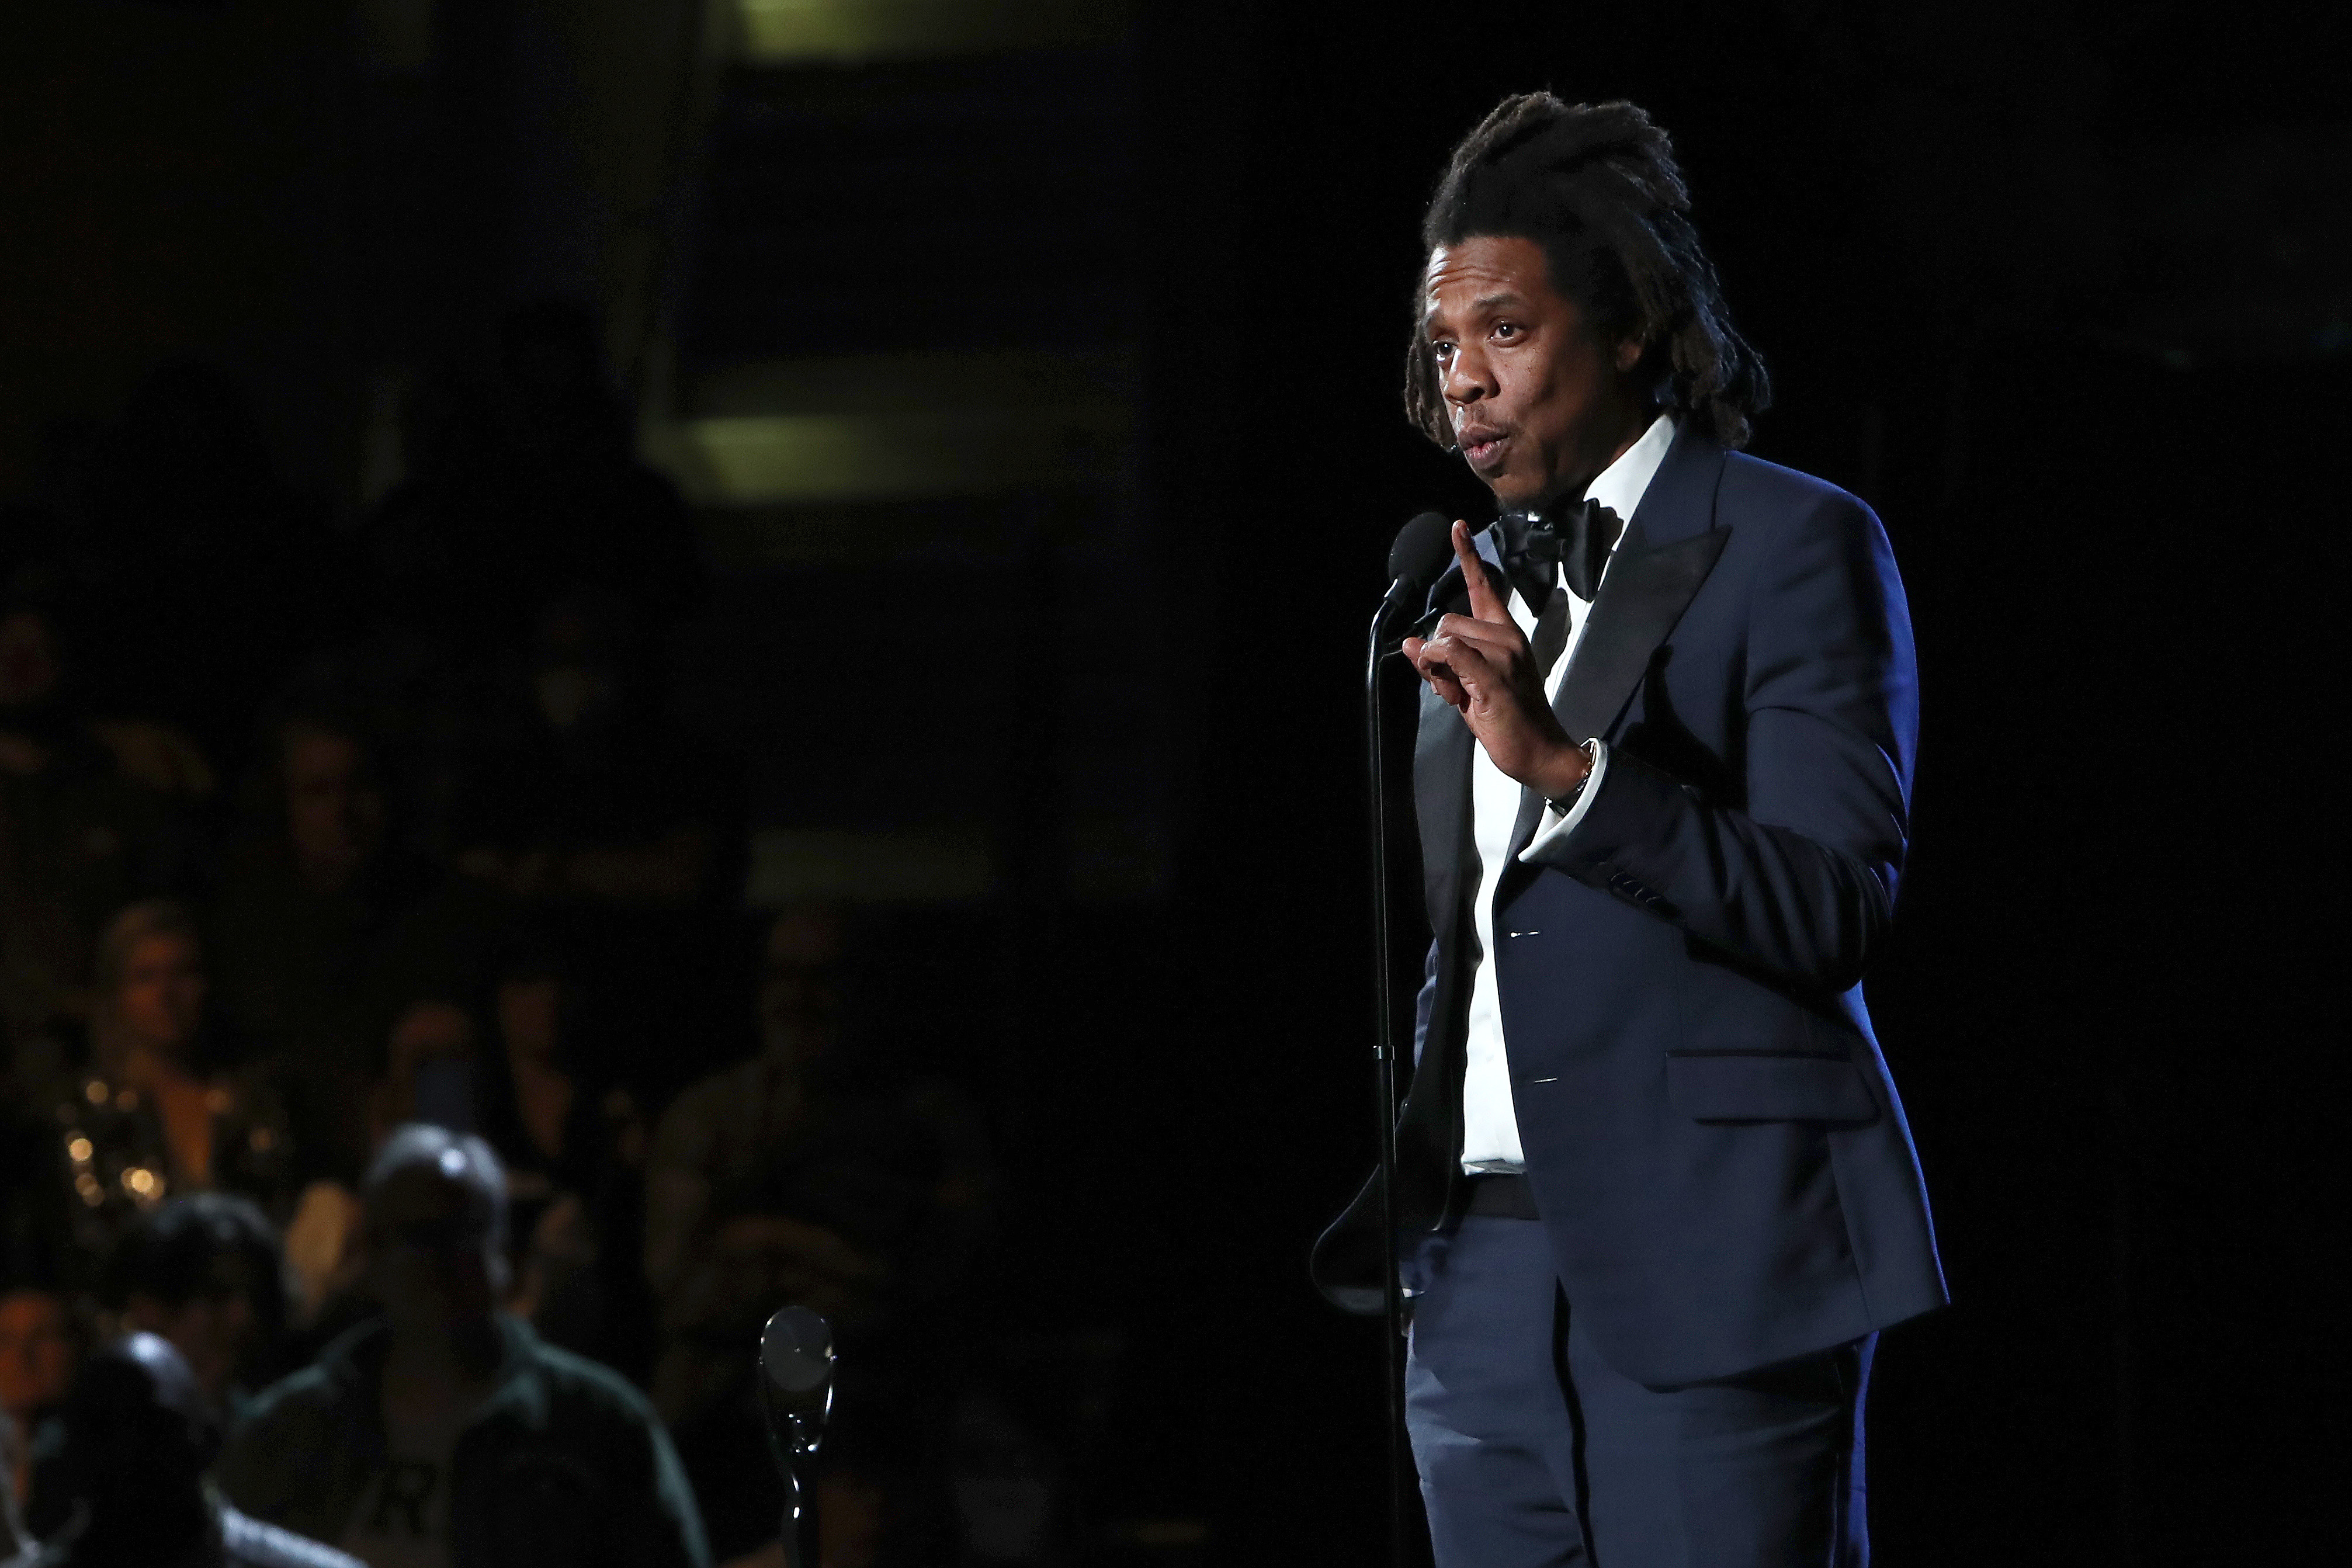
1553,524,1729,742
1413,678,1475,946
1504,430,1730,859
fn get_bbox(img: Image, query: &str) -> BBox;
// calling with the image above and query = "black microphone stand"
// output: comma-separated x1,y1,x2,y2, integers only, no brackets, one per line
759,1306,836,1568
1366,585,1417,1568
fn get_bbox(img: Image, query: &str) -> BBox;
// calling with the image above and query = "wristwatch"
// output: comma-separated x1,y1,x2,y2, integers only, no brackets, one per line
1545,737,1601,816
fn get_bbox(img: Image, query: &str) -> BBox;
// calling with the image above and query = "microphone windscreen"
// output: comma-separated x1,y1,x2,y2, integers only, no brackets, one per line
762,1306,835,1397
1388,511,1456,589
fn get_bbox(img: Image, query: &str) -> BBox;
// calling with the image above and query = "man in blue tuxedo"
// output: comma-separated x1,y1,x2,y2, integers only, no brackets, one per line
1312,95,1945,1566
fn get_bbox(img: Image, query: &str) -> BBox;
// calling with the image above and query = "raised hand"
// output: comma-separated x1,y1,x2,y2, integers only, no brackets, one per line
1403,521,1593,800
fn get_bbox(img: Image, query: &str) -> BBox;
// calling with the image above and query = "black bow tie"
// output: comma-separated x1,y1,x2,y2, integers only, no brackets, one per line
1499,498,1625,607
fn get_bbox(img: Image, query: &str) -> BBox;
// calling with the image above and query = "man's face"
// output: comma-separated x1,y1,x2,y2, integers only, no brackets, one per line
0,1289,77,1420
365,1160,501,1340
758,910,842,1066
758,961,839,1067
496,978,561,1066
117,932,207,1054
1422,234,1645,509
283,728,384,887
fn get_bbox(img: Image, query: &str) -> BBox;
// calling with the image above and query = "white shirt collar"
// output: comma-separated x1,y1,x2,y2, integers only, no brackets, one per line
1581,410,1678,537
1499,410,1680,626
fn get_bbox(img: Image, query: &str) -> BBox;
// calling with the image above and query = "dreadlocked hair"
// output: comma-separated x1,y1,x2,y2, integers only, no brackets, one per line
1404,95,1770,450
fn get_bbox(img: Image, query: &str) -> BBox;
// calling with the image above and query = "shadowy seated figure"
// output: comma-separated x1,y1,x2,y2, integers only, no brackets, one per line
473,939,649,1379
0,1288,79,1507
22,1332,358,1568
360,1000,480,1158
358,302,703,670
108,1195,289,1420
451,590,722,911
0,587,193,1054
646,908,995,1566
80,902,294,1199
217,1125,707,1568
210,714,501,1184
356,948,653,1380
24,902,300,1280
646,908,994,1410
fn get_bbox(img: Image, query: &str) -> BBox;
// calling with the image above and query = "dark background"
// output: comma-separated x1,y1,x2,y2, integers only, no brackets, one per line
1143,8,2344,1562
5,1,2344,1562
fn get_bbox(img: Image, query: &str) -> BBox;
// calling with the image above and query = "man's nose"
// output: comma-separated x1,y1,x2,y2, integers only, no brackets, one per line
1442,349,1490,403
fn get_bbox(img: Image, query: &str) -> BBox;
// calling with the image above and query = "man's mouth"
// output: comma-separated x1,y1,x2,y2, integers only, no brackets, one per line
1458,427,1508,469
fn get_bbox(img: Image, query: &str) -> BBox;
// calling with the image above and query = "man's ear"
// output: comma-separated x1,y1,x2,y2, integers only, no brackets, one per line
1614,337,1645,374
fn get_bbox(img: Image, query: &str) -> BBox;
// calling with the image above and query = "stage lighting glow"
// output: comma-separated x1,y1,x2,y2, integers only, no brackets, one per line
736,0,1127,64
645,349,1130,504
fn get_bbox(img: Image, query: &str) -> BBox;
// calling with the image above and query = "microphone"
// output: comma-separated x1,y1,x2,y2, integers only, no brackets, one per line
759,1306,835,1568
1378,511,1456,642
1373,512,1449,653
760,1305,834,1456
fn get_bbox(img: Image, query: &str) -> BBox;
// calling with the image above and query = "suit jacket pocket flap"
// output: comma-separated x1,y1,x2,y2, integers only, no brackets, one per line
1667,1052,1879,1125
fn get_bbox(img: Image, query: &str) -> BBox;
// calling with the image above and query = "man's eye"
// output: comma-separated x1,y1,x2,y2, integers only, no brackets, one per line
1493,322,1519,341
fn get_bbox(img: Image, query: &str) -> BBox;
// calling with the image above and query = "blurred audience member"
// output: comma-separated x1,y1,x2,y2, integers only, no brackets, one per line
445,593,738,1135
210,714,502,1182
646,908,994,1564
0,1288,79,1504
359,304,703,668
23,1333,359,1568
0,587,191,1051
218,1125,708,1568
106,1195,287,1416
474,938,649,1376
276,1182,367,1341
453,591,721,910
44,904,295,1266
0,581,214,803
362,1001,479,1154
647,908,994,1404
476,941,615,1189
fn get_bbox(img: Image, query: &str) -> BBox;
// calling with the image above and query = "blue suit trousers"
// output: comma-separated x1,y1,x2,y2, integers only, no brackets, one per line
1406,1216,1872,1568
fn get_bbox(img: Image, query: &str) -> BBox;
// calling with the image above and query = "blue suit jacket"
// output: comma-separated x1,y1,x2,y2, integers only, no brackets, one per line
1313,425,1947,1387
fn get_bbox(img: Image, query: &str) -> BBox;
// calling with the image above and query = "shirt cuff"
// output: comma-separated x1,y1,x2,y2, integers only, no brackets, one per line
1518,738,1609,862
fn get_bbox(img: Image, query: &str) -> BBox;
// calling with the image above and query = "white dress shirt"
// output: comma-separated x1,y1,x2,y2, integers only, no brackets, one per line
1458,411,1677,1173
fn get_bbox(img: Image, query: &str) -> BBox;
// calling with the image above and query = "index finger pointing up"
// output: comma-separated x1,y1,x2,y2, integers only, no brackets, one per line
1452,520,1507,623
